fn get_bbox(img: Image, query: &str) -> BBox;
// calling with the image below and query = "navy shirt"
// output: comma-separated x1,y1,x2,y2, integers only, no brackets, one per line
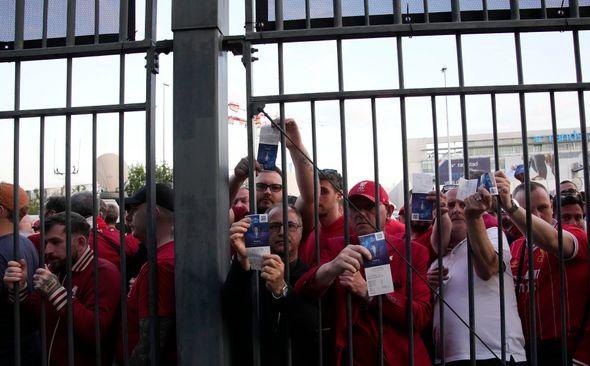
0,233,41,365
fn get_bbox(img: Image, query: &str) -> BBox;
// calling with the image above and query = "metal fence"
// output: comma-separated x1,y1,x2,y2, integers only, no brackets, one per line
1,0,590,365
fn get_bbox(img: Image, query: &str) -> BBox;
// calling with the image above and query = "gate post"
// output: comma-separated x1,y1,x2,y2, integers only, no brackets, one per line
172,0,229,364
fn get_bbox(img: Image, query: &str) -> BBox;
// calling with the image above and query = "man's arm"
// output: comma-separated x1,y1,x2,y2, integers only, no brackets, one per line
130,317,175,366
283,119,316,237
229,157,259,204
429,191,451,255
464,189,500,280
495,171,575,258
313,245,372,292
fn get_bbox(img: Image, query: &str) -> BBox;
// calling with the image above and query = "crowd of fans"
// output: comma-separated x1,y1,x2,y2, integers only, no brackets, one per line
0,117,588,365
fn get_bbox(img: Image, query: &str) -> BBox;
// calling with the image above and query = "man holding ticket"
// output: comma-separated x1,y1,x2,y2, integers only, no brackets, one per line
296,180,432,366
495,171,589,365
223,204,318,366
428,184,527,365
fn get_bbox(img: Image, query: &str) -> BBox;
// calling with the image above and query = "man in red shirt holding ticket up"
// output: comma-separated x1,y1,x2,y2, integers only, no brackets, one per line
495,172,589,365
296,180,432,366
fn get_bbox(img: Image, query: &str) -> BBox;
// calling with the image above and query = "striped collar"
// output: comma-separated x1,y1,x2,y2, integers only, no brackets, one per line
72,246,93,272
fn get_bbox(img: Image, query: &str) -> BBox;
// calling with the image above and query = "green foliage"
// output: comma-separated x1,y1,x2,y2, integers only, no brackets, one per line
27,189,40,215
125,163,173,197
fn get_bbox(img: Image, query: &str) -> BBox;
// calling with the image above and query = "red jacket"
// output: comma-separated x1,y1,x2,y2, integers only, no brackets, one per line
21,247,121,366
93,228,139,269
295,233,432,366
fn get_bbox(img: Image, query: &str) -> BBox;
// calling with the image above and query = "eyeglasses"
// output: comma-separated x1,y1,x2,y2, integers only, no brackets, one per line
268,221,302,233
256,183,283,193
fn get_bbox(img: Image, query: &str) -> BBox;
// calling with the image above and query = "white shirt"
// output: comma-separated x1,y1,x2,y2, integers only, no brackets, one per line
431,227,527,363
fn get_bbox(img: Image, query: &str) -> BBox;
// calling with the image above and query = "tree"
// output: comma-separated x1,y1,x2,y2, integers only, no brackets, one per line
125,162,173,196
27,189,40,215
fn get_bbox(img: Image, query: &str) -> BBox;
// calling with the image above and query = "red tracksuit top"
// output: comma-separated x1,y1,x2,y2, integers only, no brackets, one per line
22,246,121,366
295,233,433,366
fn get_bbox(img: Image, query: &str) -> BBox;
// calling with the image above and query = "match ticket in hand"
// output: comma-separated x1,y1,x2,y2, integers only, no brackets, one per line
411,173,434,222
245,214,271,271
359,231,394,297
456,177,479,201
478,172,498,195
257,124,280,170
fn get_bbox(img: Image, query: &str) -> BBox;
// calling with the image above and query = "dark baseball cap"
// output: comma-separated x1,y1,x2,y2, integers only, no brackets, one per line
125,183,174,211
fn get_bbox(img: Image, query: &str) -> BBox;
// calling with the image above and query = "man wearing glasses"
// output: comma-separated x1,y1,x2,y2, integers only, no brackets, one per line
223,203,318,365
228,119,315,236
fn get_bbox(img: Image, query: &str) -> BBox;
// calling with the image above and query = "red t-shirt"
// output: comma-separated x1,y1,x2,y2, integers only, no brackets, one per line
385,219,405,237
510,225,589,348
121,241,176,364
299,215,353,266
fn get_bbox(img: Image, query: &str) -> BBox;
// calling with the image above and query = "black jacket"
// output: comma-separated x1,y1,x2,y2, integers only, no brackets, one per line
223,258,319,366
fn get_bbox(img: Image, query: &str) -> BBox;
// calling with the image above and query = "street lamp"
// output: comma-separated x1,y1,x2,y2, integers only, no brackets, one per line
162,82,170,165
441,66,452,184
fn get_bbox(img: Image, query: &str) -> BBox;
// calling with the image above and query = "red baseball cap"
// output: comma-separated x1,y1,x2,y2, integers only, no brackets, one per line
348,180,390,206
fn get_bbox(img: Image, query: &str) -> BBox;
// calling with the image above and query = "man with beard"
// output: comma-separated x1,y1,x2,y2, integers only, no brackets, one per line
296,180,432,366
223,204,318,365
3,212,121,366
228,118,315,237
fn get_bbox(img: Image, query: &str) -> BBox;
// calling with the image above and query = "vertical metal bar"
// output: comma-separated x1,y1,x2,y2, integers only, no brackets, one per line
310,100,323,366
277,39,293,366
119,53,130,366
370,98,384,366
94,0,100,43
573,30,590,366
456,33,476,366
334,0,343,27
120,0,129,41
336,37,353,366
569,0,580,18
275,0,284,30
394,0,402,24
510,0,520,20
364,0,370,25
67,0,76,46
431,95,445,366
514,31,538,366
172,0,229,363
243,40,261,366
482,0,488,21
13,2,24,365
92,113,101,366
549,92,568,366
42,0,49,48
145,0,158,364
397,35,415,366
245,0,255,32
39,116,48,366
541,0,547,19
65,57,75,366
424,0,430,23
490,94,507,365
452,0,460,22
305,0,311,28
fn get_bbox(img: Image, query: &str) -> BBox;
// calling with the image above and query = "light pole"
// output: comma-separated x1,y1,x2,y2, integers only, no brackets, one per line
162,82,170,165
441,66,452,184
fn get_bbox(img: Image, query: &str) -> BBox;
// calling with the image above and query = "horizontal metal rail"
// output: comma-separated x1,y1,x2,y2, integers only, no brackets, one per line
228,18,590,44
0,40,172,63
249,82,590,104
0,103,146,119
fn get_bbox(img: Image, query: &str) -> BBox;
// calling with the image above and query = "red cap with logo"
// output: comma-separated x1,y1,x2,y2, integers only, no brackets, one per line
348,180,390,206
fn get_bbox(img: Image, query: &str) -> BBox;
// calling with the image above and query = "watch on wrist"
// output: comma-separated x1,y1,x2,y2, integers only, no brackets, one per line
272,283,289,299
505,197,520,215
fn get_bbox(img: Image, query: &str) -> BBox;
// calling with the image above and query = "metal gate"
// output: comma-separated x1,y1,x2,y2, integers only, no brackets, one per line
1,0,590,365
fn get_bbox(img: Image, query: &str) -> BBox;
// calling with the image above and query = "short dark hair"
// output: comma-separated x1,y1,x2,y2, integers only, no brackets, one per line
44,212,90,239
45,196,66,214
319,169,343,192
557,191,585,211
560,180,578,190
513,181,547,198
71,192,96,218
